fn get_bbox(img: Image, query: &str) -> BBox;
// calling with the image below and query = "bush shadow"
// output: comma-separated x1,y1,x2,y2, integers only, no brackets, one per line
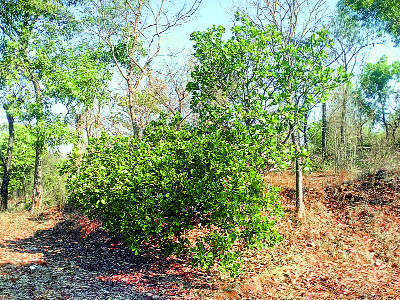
1,207,214,299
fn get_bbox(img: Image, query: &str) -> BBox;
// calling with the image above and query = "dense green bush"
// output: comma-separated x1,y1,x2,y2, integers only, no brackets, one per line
62,122,284,276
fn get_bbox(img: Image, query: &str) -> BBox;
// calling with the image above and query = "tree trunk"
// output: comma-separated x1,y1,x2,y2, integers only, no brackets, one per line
0,111,15,211
303,119,308,149
381,100,389,139
340,86,348,144
359,125,364,146
75,112,86,152
127,79,140,138
31,78,44,213
32,143,44,212
391,123,398,141
322,102,327,157
23,172,27,202
292,129,304,219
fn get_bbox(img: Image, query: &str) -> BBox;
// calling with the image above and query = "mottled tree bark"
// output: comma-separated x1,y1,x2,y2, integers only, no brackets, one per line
292,130,304,219
0,110,15,211
31,78,44,213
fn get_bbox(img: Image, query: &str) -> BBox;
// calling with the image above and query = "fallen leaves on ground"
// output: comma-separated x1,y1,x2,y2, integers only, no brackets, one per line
0,170,399,299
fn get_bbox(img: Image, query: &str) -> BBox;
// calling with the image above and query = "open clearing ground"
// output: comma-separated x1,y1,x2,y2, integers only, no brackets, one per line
0,171,399,299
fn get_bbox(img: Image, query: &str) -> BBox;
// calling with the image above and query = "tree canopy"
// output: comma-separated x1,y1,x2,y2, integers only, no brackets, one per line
359,55,400,138
342,0,400,44
0,0,110,211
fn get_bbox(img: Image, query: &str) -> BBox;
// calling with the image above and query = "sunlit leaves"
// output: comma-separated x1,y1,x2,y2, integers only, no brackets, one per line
63,123,284,277
188,13,346,171
360,55,400,100
342,0,400,44
0,124,36,191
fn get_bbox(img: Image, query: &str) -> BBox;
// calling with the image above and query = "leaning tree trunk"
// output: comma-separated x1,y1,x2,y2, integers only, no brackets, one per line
0,110,15,211
31,78,44,213
292,129,304,219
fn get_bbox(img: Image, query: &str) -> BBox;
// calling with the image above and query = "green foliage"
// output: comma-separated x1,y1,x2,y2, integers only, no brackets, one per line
359,55,400,134
61,11,346,278
0,0,110,144
0,124,36,192
360,55,400,100
42,152,68,208
41,44,112,112
187,13,347,169
342,0,400,44
307,121,323,152
62,123,284,276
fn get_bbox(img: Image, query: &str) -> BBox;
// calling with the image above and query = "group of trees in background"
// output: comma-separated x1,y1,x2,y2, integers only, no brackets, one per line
304,0,400,173
0,0,200,211
0,0,400,275
0,0,107,211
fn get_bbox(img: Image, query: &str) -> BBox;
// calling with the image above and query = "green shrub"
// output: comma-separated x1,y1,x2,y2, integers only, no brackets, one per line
62,123,284,276
43,152,68,208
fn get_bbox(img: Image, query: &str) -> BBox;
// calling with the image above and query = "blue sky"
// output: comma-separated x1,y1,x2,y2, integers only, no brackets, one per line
2,0,400,151
369,44,400,64
158,0,235,59
162,0,400,64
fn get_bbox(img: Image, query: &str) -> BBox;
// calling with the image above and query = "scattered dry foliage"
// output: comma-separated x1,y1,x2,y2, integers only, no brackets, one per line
0,170,399,299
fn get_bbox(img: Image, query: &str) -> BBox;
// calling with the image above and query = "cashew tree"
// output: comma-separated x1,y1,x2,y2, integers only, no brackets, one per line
187,13,347,217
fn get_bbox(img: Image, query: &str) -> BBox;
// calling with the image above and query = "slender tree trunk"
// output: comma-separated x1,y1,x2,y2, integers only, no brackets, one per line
75,112,86,152
391,124,398,141
381,100,389,139
127,78,140,138
23,172,27,202
340,86,348,144
322,102,327,157
95,98,101,138
31,78,44,213
303,120,308,149
292,129,304,219
32,142,44,212
0,110,15,211
359,122,364,146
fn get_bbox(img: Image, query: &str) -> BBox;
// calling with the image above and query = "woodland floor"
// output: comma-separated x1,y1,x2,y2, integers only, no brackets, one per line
0,170,399,299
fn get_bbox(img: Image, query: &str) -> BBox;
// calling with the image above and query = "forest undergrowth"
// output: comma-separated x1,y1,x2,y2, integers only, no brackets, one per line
0,170,399,300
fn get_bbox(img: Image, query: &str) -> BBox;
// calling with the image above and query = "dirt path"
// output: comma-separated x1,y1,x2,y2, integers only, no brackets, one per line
0,208,206,299
1,171,400,299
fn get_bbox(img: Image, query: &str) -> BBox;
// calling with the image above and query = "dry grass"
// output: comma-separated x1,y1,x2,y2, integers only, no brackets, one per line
210,171,400,299
1,171,399,299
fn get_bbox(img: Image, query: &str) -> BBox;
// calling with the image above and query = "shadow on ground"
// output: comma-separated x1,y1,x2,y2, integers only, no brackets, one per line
0,207,213,300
